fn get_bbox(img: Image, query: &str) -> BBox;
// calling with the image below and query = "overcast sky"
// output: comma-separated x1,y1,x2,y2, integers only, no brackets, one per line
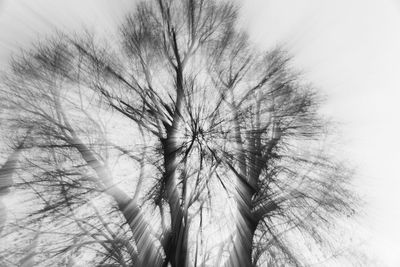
1,0,400,266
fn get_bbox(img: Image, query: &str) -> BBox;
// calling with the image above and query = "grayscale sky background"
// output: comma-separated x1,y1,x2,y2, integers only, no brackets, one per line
1,0,399,266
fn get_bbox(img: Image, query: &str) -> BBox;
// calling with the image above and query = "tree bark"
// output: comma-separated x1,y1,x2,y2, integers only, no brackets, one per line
162,132,189,267
225,176,257,267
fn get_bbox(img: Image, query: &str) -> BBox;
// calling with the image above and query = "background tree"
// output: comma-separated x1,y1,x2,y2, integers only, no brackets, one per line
0,0,358,266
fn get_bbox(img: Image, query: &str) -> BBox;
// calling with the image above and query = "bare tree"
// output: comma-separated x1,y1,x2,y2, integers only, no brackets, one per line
0,0,358,266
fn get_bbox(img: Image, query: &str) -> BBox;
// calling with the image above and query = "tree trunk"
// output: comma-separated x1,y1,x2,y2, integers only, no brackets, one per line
0,143,25,234
72,136,164,266
226,181,257,267
162,136,189,267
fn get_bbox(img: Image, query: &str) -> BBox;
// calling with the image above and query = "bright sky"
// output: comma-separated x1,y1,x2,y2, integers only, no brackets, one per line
1,0,400,266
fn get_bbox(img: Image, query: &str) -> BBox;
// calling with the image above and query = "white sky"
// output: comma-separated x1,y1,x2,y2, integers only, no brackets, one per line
1,0,400,266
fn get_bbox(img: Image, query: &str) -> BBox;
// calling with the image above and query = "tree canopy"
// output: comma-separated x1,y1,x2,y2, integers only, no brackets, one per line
0,0,358,266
